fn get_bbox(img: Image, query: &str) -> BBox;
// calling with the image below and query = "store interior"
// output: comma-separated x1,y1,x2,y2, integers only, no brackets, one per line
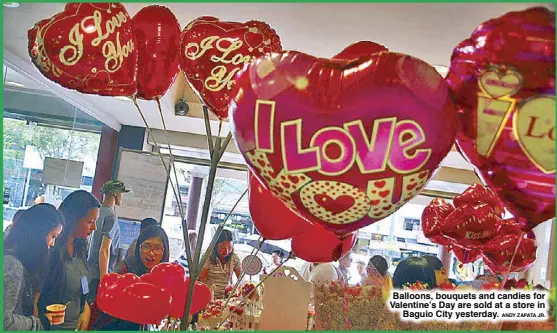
2,2,555,330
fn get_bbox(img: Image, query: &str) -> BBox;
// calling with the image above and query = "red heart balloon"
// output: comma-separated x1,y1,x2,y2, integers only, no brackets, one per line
97,273,139,315
97,272,121,300
452,183,505,217
180,16,282,120
28,3,137,96
446,7,556,230
332,41,388,61
481,233,537,273
249,172,311,240
291,225,356,262
132,5,181,100
150,263,188,318
184,279,213,315
421,198,455,246
439,203,502,248
451,246,482,264
113,282,171,324
230,47,457,234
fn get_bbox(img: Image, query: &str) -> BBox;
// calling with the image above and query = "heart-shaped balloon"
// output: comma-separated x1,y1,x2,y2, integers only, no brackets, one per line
439,203,503,248
28,3,137,96
451,246,482,264
249,172,311,240
291,225,356,262
180,16,282,120
132,5,181,100
332,41,388,61
97,273,140,316
446,7,556,230
149,263,188,318
184,279,213,316
97,272,121,300
421,198,455,246
452,183,505,217
113,282,171,324
481,233,537,273
230,47,457,234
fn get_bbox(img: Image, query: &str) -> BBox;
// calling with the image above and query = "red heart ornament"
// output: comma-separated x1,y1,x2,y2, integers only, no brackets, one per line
446,7,555,230
185,279,213,315
28,3,137,96
421,198,455,246
114,282,171,324
230,48,457,234
439,203,502,248
180,16,281,120
452,246,482,264
249,172,311,240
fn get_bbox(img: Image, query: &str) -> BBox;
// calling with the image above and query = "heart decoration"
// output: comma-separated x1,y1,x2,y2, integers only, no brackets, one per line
230,46,457,234
291,224,356,263
114,282,171,324
481,233,537,273
446,6,556,230
28,3,137,96
180,16,282,120
421,198,455,246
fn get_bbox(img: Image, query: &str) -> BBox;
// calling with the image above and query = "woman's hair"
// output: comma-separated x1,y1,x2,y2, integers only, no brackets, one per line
12,209,26,225
56,190,101,260
423,255,444,270
140,218,158,232
125,225,170,276
211,229,234,264
4,204,65,289
368,255,389,277
392,257,436,289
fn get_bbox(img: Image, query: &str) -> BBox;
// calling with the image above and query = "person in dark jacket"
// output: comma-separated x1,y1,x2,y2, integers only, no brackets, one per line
4,204,64,331
91,225,170,330
38,191,101,331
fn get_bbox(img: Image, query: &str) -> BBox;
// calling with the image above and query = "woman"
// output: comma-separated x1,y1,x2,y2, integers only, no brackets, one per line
38,190,101,331
92,225,170,330
356,260,368,285
199,230,241,299
423,255,449,287
392,257,436,290
4,204,64,331
123,218,159,263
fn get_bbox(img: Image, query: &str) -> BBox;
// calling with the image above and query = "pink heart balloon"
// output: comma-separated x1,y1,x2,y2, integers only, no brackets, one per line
230,46,457,234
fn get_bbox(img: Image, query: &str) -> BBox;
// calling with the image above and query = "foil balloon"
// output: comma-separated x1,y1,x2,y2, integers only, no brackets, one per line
481,233,537,273
451,246,482,264
446,7,556,230
132,5,181,100
421,198,455,246
440,203,502,248
28,3,137,96
114,283,171,324
291,225,356,263
452,183,505,217
249,172,311,240
180,16,282,120
230,46,457,235
332,41,388,61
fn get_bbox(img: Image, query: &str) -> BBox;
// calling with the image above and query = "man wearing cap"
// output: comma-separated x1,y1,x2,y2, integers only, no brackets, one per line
87,180,130,302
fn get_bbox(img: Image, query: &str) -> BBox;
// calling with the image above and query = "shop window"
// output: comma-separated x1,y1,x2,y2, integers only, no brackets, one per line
403,218,420,231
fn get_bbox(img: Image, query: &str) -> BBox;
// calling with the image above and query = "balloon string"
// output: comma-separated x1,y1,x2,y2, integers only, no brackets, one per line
155,97,194,267
131,97,193,266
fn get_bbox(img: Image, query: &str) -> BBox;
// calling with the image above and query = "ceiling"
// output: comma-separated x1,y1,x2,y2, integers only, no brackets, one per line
3,3,552,172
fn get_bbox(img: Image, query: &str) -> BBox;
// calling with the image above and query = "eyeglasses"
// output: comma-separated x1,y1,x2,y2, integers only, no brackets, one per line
140,243,163,255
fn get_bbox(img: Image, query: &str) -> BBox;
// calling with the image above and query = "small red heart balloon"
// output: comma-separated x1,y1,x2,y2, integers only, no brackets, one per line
97,272,121,299
180,16,282,120
451,246,482,264
446,7,556,230
28,3,137,96
481,233,537,273
230,47,457,235
421,198,455,246
291,225,356,263
132,5,181,100
150,263,188,318
97,273,139,315
184,279,213,316
113,282,171,324
249,172,311,240
439,203,502,248
452,183,505,217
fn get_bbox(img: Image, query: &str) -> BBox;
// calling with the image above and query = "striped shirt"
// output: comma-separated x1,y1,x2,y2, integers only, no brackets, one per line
203,253,240,299
174,253,190,278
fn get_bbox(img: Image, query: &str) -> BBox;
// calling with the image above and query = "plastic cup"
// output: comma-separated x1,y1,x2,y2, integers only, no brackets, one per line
46,304,66,325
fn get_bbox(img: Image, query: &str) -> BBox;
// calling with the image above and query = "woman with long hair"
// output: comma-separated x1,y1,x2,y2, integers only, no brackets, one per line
92,225,170,330
199,229,241,299
4,204,64,330
38,190,101,330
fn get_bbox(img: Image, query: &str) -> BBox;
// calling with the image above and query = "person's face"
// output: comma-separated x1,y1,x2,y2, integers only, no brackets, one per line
114,192,123,206
46,224,63,249
435,268,449,286
272,253,281,265
217,240,233,259
73,208,99,239
139,236,164,270
357,263,366,275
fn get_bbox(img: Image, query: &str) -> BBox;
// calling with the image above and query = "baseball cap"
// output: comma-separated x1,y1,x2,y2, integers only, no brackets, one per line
102,180,131,194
